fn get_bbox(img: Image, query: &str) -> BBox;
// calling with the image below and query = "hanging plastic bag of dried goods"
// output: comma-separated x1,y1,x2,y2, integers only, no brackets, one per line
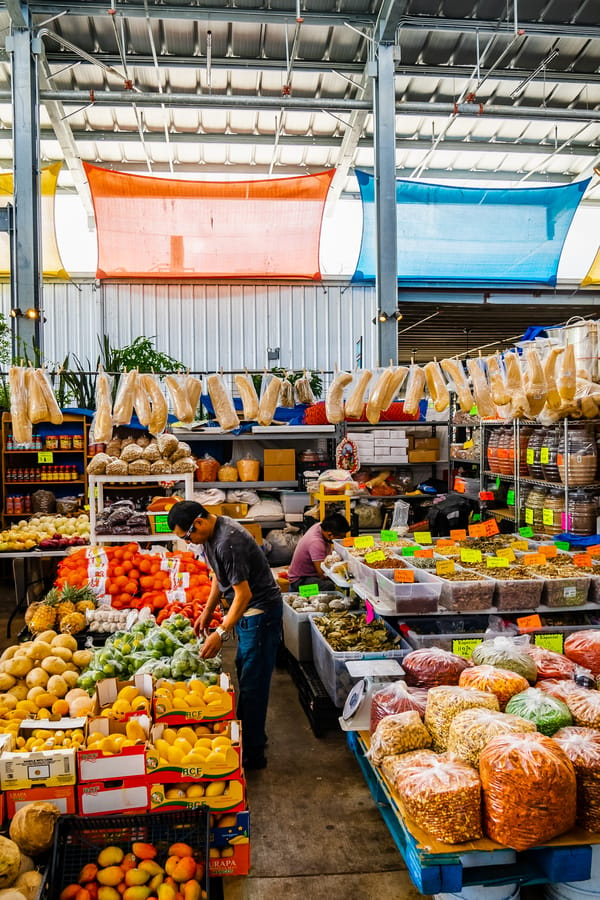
280,375,295,408
480,732,576,850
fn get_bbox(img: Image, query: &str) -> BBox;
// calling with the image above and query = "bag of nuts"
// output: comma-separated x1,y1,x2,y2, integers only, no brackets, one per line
553,725,600,832
393,753,483,844
447,707,536,769
370,682,429,732
458,665,529,712
425,685,499,753
402,647,471,689
367,711,432,766
480,732,576,850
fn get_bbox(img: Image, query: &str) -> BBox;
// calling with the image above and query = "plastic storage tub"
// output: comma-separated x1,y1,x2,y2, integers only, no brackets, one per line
280,491,310,514
538,574,591,607
375,570,441,613
282,592,346,662
487,570,545,612
309,614,407,707
405,562,496,612
346,556,402,596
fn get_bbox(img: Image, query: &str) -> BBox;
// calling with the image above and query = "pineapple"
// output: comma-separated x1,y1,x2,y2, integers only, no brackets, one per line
57,600,76,619
24,601,42,628
76,600,96,613
59,612,86,635
29,604,58,634
61,584,97,605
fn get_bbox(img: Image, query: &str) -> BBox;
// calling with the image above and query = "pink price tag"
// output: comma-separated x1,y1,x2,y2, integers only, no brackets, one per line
365,600,375,624
561,512,573,531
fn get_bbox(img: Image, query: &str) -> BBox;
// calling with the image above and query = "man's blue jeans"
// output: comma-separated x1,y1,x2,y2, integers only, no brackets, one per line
235,604,283,763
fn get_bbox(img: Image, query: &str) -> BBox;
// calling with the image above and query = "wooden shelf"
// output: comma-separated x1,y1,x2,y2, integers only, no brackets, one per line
6,480,85,486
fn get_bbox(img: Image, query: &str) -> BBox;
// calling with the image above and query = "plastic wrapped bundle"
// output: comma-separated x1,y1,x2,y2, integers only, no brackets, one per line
480,732,577,851
425,685,499,752
565,631,600,677
402,648,471,689
370,682,429,732
381,749,438,785
447,707,536,769
527,646,577,681
505,687,572,736
393,753,483,844
367,711,432,765
471,636,537,683
459,665,529,712
553,726,600,832
538,680,600,729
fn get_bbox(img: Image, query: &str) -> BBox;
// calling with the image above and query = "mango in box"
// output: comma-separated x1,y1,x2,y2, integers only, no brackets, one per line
153,673,233,723
94,673,153,720
147,721,241,780
150,777,245,813
78,714,150,782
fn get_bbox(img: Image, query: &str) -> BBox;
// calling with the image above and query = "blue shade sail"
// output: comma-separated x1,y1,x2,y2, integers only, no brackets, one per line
352,171,590,286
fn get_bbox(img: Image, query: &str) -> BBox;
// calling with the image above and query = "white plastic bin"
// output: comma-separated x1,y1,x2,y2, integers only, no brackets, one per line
375,569,441,613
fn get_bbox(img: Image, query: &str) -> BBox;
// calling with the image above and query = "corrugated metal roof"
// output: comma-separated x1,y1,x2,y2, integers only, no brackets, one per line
0,0,598,202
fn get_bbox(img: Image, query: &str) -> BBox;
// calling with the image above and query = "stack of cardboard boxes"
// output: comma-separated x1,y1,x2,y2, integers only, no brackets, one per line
351,428,440,467
263,448,296,482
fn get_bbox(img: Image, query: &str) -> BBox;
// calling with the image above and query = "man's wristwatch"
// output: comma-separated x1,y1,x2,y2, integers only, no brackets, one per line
216,625,230,642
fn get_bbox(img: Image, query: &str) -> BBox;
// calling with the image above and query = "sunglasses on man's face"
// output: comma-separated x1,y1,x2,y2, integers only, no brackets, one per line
183,520,196,541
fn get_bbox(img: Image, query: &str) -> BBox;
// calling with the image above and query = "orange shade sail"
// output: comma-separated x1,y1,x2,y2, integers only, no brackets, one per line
84,164,334,280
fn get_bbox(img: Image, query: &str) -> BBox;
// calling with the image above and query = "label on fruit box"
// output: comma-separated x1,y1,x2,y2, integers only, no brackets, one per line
365,550,386,564
354,535,375,549
166,589,187,604
172,571,190,589
461,549,482,564
161,557,180,574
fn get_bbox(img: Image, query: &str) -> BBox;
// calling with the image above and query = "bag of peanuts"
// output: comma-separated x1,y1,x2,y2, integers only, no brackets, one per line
425,685,499,753
565,631,600,678
505,687,572,736
370,681,429,732
553,726,600,832
447,707,536,769
381,749,438,785
367,711,432,765
402,648,471,689
480,732,577,850
393,753,483,844
527,645,577,681
459,665,529,712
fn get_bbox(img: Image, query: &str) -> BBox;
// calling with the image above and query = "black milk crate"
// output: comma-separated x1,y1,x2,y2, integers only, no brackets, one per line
288,654,340,737
46,808,211,900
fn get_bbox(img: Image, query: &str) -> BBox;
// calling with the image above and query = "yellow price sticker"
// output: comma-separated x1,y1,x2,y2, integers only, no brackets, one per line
355,535,375,549
452,638,483,659
542,509,554,527
525,508,534,525
365,550,386,564
487,556,510,568
496,547,516,561
463,439,474,449
460,548,482,564
414,531,432,545
510,540,529,552
436,559,456,576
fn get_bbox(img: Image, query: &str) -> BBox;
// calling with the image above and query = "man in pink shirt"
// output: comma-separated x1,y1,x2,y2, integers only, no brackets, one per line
288,513,350,592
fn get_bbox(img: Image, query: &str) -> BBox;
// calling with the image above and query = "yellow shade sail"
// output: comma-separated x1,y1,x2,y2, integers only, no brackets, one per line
581,247,600,286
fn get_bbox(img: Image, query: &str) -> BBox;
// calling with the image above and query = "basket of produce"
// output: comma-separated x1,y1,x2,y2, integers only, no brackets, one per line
309,611,407,707
45,808,211,900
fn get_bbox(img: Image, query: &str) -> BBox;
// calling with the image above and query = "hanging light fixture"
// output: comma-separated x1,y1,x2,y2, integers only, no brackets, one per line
9,308,22,318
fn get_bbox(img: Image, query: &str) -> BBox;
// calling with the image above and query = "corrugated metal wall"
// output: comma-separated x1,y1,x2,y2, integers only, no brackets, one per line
0,281,378,372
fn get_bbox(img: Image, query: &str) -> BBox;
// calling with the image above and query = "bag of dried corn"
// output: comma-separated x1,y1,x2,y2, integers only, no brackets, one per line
459,665,529,711
553,726,600,832
367,710,432,765
447,707,536,768
393,753,483,844
425,685,499,753
480,732,576,851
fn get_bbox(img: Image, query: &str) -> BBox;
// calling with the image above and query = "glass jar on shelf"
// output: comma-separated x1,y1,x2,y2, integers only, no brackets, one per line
542,487,565,536
557,424,598,486
526,428,546,481
517,426,533,477
496,428,514,476
523,485,548,532
566,490,598,535
486,429,502,473
541,429,561,483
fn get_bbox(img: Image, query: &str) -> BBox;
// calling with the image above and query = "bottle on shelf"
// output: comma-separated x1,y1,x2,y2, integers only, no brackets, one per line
567,490,598,536
557,424,598,486
526,428,546,480
523,484,548,533
486,429,502,473
496,428,513,476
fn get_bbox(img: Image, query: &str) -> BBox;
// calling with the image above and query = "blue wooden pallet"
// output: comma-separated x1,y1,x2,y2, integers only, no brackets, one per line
348,731,593,896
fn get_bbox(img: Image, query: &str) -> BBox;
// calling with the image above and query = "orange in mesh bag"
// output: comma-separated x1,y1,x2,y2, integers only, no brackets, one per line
553,726,600,832
402,648,471,689
480,732,576,851
459,665,529,712
393,753,483,844
370,682,428,732
565,631,600,677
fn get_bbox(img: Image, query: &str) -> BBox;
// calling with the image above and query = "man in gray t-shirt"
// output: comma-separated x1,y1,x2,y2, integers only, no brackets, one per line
169,501,282,770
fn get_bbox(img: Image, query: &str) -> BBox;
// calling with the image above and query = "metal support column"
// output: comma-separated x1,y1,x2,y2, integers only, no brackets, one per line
372,41,398,365
7,22,43,360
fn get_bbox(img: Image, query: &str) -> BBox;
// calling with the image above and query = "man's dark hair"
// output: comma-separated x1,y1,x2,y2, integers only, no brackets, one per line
320,513,350,537
167,500,210,531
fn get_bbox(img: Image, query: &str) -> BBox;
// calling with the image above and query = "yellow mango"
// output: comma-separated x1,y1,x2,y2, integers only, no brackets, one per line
117,685,140,702
205,781,226,797
97,866,125,887
97,846,125,868
162,728,177,745
167,745,186,766
185,784,205,798
155,738,172,759
176,727,197,746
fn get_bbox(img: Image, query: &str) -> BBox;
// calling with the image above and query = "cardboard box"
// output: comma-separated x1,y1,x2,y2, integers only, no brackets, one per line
263,448,295,466
147,720,241,782
94,673,153,721
209,842,250,877
78,715,150,783
221,502,249,519
240,522,262,542
153,672,234,725
263,464,296,482
78,775,149,816
5,784,76,817
412,436,440,451
150,777,246,813
0,748,76,791
408,449,439,463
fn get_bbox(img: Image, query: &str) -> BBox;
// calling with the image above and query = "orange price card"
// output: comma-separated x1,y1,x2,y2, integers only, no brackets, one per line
484,518,500,536
468,523,487,538
523,553,546,566
394,569,415,583
414,549,434,558
574,553,593,568
539,545,558,558
450,529,468,542
342,537,355,547
517,614,543,634
587,545,600,557
436,539,456,547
